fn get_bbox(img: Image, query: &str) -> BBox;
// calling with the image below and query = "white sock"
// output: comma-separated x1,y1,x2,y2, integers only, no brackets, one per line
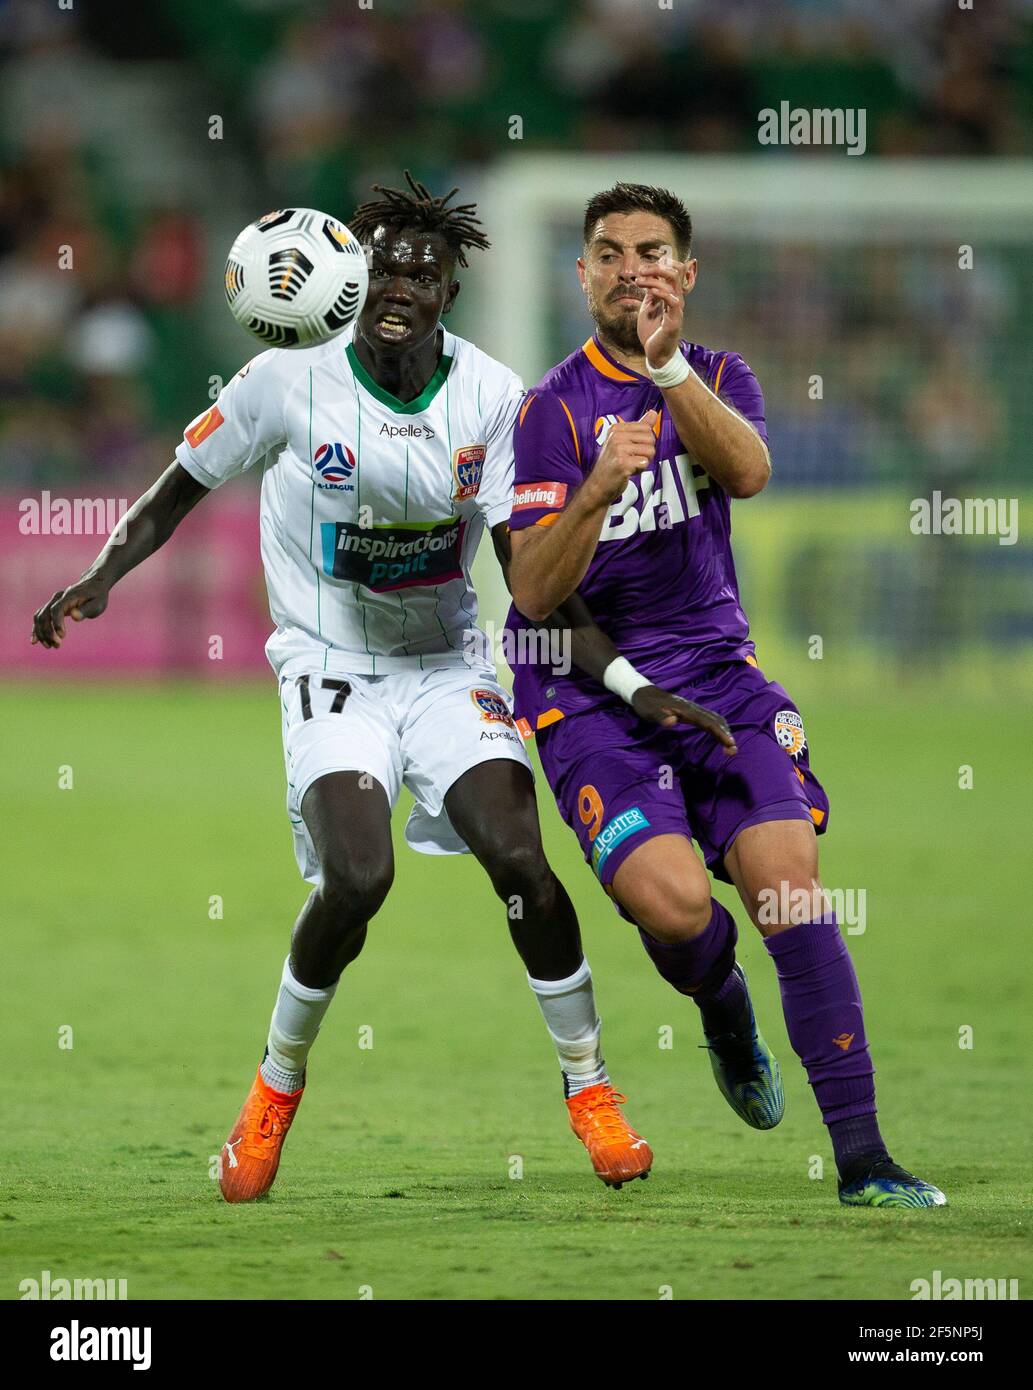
528,958,609,1097
260,957,337,1093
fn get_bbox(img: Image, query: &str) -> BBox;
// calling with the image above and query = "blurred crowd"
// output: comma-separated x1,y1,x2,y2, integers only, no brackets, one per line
249,0,1033,192
559,0,1031,158
0,0,1031,491
0,146,205,489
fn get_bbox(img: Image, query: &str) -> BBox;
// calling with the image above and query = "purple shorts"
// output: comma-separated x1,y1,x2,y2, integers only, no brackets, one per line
536,659,829,889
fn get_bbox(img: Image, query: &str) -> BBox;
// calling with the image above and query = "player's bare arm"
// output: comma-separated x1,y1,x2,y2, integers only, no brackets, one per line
495,520,618,683
494,523,734,751
507,410,657,621
635,259,770,499
552,592,737,751
31,462,210,649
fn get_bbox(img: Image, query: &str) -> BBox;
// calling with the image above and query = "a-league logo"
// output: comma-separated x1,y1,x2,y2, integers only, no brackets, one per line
314,442,356,483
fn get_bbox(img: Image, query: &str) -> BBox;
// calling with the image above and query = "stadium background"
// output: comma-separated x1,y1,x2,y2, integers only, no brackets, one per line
2,0,1031,1302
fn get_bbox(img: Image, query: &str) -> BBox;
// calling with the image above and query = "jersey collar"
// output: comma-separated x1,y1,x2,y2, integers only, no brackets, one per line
346,331,454,414
581,334,695,389
581,335,648,384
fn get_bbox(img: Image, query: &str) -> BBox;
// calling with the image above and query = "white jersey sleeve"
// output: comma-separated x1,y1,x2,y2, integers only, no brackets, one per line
474,369,524,530
175,351,288,489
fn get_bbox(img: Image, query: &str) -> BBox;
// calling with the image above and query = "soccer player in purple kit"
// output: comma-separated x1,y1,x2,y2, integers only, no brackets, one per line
506,183,946,1208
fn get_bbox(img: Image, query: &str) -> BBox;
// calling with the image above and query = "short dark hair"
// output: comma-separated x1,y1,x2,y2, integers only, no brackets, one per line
349,169,490,270
582,182,692,256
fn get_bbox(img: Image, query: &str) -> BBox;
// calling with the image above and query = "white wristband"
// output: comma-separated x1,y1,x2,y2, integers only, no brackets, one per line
647,351,691,389
603,656,651,705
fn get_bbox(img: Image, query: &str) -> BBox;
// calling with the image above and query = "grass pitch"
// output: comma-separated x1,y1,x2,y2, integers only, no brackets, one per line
2,682,1029,1301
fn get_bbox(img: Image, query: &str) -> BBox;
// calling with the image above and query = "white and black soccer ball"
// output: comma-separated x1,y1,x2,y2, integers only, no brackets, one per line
223,208,369,349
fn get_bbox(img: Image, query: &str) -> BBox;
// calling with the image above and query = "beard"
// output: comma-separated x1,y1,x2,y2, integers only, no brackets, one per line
586,283,643,354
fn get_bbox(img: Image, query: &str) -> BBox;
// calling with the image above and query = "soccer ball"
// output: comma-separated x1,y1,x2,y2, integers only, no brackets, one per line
223,208,369,349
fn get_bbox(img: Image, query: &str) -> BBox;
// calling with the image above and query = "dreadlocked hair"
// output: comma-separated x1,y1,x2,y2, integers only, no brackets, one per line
349,170,490,269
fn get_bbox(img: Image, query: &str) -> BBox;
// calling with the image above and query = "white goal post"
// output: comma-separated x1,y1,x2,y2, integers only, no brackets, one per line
466,155,1033,384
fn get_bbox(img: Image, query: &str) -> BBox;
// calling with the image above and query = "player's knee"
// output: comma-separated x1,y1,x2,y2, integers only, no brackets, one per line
479,838,551,909
318,851,393,924
633,879,713,943
750,870,827,932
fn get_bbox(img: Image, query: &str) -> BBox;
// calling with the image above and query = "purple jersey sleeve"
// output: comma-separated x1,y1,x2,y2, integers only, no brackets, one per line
508,390,585,531
710,351,768,448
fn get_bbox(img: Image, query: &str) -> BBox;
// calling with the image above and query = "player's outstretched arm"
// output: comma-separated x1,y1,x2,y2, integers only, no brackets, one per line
552,591,735,750
508,411,657,622
495,525,629,680
31,461,210,648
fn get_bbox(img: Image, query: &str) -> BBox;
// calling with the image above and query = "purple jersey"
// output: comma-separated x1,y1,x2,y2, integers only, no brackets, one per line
505,335,768,731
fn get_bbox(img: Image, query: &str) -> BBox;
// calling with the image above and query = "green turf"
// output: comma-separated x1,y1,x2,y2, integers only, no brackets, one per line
2,683,1029,1301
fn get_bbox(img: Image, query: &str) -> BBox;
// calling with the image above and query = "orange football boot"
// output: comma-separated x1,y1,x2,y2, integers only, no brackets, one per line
219,1067,304,1203
566,1083,653,1189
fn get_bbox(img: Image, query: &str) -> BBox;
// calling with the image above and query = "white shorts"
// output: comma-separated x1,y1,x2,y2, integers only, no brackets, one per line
278,664,531,884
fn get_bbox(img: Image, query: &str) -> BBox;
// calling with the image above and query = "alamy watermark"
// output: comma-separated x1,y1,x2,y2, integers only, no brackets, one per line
757,102,866,156
50,1321,151,1371
19,493,128,543
757,882,867,934
910,492,1018,546
19,1269,128,1300
910,1270,1018,1301
467,620,571,676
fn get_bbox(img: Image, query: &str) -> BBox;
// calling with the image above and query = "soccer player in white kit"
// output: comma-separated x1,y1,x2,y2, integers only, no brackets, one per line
30,176,652,1200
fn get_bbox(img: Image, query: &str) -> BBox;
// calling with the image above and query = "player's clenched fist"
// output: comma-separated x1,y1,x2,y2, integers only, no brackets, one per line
31,576,109,648
584,410,658,506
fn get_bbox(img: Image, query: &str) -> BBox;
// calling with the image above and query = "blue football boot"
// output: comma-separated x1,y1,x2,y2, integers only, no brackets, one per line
700,963,784,1130
839,1157,947,1208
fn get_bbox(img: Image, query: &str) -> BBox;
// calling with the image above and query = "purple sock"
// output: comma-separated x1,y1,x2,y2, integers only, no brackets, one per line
764,915,887,1175
638,901,747,1034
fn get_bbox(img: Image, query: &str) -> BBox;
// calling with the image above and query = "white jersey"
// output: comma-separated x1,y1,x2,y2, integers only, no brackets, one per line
175,326,523,678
